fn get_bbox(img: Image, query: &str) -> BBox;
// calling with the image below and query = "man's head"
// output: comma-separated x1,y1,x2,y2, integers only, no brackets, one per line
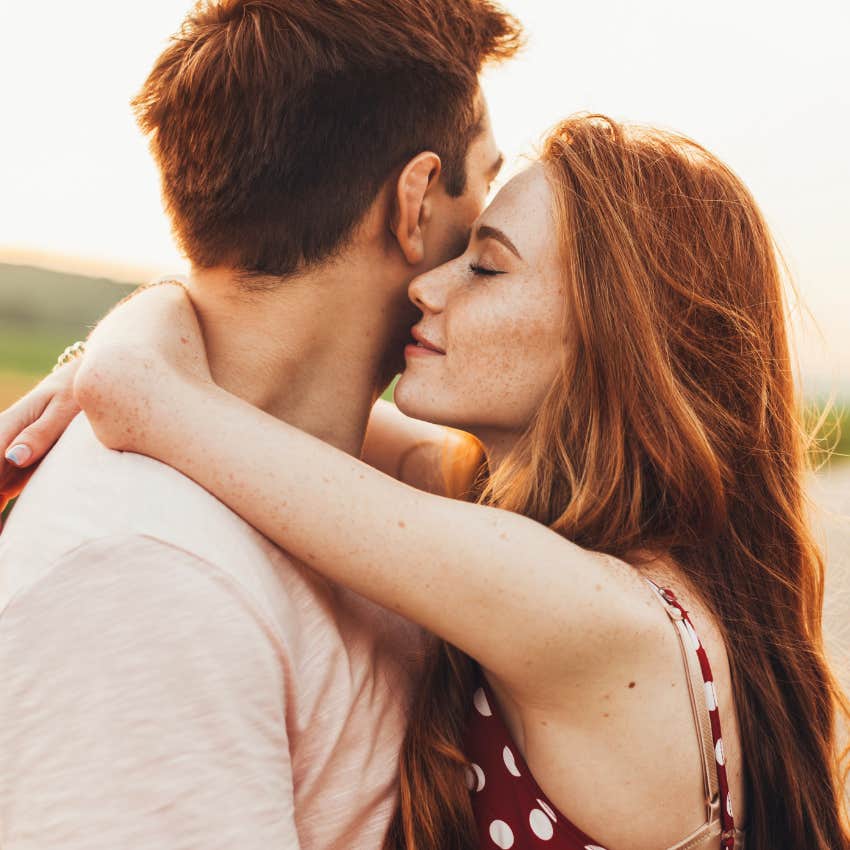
134,0,521,282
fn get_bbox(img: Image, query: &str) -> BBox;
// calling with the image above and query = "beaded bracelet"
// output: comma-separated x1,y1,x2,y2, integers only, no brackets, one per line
52,340,87,373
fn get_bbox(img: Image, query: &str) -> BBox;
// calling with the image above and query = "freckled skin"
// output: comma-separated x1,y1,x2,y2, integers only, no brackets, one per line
395,165,566,443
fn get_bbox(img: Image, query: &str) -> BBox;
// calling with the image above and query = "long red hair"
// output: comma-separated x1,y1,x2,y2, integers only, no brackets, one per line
384,115,850,850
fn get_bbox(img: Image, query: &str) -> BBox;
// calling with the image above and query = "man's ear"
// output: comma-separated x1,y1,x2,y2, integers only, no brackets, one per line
390,152,442,265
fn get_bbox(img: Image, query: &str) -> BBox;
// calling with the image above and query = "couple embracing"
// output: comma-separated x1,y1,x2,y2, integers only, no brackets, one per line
0,2,847,850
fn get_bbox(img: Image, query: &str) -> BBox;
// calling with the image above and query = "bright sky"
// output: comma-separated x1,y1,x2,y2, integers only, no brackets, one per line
1,0,848,389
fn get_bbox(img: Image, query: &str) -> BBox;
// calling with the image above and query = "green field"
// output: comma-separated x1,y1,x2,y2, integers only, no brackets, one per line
809,401,850,467
0,263,134,403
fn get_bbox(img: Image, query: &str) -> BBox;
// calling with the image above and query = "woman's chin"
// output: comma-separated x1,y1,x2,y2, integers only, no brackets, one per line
394,374,446,426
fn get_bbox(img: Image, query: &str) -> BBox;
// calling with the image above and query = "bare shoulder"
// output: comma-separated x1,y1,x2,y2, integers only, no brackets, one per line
569,551,733,680
503,555,747,849
499,547,680,707
525,547,734,707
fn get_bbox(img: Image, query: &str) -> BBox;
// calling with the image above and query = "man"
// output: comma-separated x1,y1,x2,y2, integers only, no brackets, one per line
0,1,519,847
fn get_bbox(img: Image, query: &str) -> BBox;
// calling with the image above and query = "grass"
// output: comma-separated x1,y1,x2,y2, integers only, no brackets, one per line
381,375,400,403
809,401,850,468
0,263,134,329
0,370,41,410
0,261,135,399
0,322,86,377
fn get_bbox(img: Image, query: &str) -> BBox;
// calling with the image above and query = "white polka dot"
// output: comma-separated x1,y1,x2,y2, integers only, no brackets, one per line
585,845,609,850
715,737,725,766
502,745,521,777
530,809,554,840
704,680,718,712
726,791,734,817
474,687,492,717
489,820,515,849
537,798,557,822
685,620,701,651
465,762,486,792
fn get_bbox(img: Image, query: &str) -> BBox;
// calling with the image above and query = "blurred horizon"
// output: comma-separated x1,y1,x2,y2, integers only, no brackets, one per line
1,245,846,400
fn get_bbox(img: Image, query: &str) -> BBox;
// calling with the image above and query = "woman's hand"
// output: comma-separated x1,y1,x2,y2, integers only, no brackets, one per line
0,359,83,511
74,282,212,454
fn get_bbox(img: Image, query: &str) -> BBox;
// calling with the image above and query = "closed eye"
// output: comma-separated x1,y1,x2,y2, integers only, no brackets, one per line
469,263,505,277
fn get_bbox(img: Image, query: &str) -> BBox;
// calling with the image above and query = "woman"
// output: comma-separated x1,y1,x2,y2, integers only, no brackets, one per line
4,115,849,850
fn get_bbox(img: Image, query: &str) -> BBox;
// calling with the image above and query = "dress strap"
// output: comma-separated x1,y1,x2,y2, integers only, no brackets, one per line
644,578,739,850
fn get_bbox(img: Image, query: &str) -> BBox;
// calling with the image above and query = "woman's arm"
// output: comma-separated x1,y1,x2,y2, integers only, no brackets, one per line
1,358,478,505
362,400,484,497
1,360,82,511
75,285,654,697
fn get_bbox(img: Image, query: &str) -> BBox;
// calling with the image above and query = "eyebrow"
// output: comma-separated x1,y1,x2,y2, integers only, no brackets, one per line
476,224,522,260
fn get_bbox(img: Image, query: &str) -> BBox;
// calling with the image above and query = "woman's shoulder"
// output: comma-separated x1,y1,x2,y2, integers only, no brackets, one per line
583,551,722,643
527,549,729,709
493,547,687,707
573,549,682,647
499,553,746,849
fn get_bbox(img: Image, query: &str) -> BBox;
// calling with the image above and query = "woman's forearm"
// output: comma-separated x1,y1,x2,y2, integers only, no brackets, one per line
362,400,484,496
98,372,604,693
145,378,458,590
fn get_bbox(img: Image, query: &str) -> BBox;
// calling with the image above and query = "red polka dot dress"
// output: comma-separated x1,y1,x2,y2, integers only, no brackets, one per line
464,578,745,850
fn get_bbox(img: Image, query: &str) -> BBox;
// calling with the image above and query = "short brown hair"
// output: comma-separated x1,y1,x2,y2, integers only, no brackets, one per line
133,0,521,277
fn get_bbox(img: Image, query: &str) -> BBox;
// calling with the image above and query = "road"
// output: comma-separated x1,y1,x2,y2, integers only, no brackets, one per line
812,464,850,809
815,465,850,693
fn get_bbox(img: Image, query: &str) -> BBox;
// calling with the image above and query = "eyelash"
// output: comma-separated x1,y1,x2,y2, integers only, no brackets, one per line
469,263,504,277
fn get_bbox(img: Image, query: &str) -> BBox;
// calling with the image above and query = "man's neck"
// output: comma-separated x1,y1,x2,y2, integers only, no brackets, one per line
186,264,410,457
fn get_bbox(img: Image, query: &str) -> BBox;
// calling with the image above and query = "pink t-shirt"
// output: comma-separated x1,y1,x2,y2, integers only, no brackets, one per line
0,415,424,850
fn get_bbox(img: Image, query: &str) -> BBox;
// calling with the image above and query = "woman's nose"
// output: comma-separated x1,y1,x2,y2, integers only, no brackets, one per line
408,269,445,314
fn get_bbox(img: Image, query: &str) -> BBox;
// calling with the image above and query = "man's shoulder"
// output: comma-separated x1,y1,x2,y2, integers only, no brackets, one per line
0,531,299,681
29,413,262,541
0,415,302,622
0,532,281,644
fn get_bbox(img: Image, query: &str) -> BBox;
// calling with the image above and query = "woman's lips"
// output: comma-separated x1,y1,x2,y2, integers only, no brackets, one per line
410,326,446,354
404,343,444,358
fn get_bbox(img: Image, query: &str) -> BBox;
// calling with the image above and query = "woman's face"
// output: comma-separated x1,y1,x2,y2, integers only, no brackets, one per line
395,164,567,443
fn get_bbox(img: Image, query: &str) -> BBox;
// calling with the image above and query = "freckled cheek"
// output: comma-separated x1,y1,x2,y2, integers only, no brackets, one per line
446,304,561,422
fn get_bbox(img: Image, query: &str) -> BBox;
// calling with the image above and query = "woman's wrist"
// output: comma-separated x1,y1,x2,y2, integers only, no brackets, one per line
70,277,212,458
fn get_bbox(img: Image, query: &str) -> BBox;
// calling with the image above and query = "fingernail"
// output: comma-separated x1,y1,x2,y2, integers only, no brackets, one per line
5,445,32,467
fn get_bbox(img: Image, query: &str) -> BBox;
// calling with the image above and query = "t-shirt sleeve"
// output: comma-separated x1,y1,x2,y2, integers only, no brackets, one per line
0,534,300,850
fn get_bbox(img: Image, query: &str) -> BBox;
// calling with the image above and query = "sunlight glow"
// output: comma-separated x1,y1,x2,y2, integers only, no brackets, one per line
1,0,848,386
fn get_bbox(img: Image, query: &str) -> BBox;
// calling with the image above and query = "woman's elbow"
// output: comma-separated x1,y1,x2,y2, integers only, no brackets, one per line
73,346,148,451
